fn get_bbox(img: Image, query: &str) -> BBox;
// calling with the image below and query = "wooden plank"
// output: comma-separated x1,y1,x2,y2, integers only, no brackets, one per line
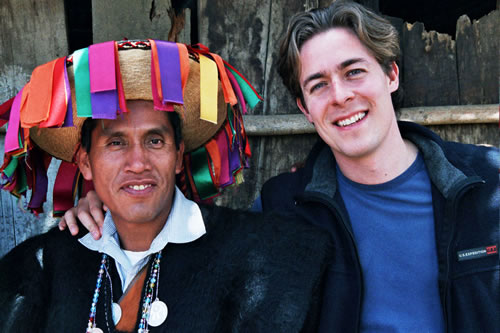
265,0,320,115
456,10,499,104
0,0,68,102
401,22,459,107
427,124,498,147
242,104,498,136
92,0,190,43
396,104,498,125
198,0,272,115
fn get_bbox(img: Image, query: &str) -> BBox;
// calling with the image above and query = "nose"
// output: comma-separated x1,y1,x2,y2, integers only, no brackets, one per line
329,79,354,106
124,143,151,173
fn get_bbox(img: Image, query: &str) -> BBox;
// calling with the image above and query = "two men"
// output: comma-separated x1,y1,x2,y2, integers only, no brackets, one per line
0,41,330,332
66,1,498,331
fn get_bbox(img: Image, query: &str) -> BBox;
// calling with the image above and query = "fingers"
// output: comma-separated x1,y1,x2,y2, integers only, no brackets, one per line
76,194,103,240
59,208,80,236
86,191,105,227
58,190,105,240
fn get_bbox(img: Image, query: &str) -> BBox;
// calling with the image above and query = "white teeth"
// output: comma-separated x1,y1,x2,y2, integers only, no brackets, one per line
128,184,152,191
336,112,366,127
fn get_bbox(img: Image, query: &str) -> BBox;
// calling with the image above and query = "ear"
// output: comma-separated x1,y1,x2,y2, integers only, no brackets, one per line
296,97,313,123
387,61,399,93
76,148,93,181
175,141,185,175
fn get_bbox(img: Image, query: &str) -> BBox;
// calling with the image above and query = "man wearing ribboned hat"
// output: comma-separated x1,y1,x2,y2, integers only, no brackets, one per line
0,40,331,332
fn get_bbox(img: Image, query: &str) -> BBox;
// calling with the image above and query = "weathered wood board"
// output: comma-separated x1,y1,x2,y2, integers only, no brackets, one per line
92,0,191,43
0,0,68,102
427,124,498,147
402,22,460,107
456,10,499,104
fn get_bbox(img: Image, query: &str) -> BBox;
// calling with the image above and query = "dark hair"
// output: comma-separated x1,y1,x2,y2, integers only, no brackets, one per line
80,110,183,153
278,0,402,108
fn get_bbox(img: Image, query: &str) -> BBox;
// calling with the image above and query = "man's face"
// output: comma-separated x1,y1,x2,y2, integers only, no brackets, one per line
78,100,184,227
297,27,399,162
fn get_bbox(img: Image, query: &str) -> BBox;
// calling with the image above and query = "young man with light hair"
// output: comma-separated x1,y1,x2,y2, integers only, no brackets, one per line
260,1,499,331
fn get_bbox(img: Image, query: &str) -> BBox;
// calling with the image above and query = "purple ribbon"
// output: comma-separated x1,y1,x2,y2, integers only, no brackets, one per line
90,90,118,119
156,41,184,105
89,42,118,119
27,150,48,210
214,130,232,187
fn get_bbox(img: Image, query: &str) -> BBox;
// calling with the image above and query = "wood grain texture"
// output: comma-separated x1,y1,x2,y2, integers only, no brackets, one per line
0,0,68,102
456,11,499,104
92,0,191,43
402,22,459,107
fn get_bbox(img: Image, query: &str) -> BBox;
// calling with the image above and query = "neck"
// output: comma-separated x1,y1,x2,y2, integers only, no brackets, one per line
114,219,166,251
335,132,418,185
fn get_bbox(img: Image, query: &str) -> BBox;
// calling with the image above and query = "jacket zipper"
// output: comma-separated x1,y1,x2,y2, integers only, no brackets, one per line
442,176,484,333
297,192,364,333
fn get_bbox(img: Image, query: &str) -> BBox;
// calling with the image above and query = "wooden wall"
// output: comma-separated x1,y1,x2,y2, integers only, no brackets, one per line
0,0,498,256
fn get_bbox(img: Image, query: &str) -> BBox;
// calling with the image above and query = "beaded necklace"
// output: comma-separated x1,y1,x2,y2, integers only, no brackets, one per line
86,251,167,333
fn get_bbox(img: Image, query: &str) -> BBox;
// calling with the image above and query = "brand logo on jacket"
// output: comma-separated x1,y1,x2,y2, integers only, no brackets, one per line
457,245,498,261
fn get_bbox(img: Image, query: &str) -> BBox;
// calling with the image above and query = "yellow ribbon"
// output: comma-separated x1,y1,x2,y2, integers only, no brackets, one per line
199,55,218,124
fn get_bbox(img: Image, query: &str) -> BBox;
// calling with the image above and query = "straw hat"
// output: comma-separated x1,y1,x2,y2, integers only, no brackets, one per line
30,47,226,162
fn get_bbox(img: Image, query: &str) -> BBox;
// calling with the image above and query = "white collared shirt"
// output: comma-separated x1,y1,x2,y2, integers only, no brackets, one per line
79,186,206,291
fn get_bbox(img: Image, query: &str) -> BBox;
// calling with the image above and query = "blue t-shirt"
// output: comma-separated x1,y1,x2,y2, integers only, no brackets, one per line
337,154,445,333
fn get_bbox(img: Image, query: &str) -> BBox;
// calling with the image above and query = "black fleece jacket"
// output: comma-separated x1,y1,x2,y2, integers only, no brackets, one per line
261,121,499,333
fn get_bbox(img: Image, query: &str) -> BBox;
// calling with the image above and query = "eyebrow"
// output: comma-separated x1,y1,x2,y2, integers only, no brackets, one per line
100,125,172,138
301,57,367,88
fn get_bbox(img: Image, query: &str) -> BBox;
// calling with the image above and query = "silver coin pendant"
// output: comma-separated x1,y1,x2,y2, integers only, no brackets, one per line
112,302,122,325
148,300,168,327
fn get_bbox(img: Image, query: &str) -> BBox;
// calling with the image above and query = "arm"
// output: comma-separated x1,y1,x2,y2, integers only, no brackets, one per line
58,190,106,240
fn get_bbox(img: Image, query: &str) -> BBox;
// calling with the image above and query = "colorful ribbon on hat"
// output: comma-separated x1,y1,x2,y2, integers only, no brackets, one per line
0,40,263,214
149,39,186,112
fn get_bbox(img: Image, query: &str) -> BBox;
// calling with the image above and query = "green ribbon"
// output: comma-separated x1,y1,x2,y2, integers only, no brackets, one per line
190,146,217,200
73,48,93,117
3,156,18,178
16,165,27,194
226,67,260,108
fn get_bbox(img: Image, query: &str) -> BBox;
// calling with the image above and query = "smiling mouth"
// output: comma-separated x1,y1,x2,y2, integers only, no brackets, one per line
128,184,152,191
336,111,367,127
